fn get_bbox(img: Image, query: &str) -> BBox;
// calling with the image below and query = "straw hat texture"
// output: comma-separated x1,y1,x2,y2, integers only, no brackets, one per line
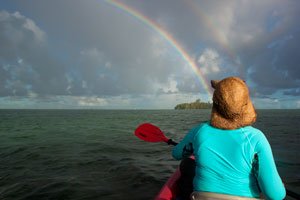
210,77,257,130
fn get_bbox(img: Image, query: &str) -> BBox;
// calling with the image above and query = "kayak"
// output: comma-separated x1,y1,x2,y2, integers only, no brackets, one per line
155,168,181,200
155,156,195,200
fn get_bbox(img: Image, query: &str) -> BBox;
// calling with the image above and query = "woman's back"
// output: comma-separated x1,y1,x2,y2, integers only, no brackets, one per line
192,122,261,197
172,121,286,199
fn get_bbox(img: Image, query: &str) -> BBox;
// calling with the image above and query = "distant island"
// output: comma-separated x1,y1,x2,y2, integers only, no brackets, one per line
174,99,212,109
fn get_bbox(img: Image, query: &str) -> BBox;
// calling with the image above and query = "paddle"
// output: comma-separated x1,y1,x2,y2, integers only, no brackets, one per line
135,123,177,145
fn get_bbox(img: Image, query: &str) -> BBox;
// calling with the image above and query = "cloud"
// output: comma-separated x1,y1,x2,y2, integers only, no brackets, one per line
139,0,300,96
77,96,107,107
0,10,69,97
1,0,300,108
198,48,221,75
283,89,300,96
28,91,38,99
0,9,189,100
118,0,300,98
253,97,281,109
225,0,300,96
153,77,178,94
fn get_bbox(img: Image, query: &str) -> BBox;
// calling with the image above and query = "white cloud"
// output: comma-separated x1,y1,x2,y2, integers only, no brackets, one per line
107,96,131,107
18,58,23,64
82,80,87,89
208,1,235,42
22,16,46,42
80,48,105,65
7,11,46,43
151,35,169,58
253,97,282,109
2,63,10,71
77,96,107,107
198,49,221,75
27,91,38,99
128,93,211,109
105,62,112,69
153,77,178,94
0,10,70,97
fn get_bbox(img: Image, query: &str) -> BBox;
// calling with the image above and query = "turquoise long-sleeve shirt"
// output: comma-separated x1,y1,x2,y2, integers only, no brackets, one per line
172,121,286,200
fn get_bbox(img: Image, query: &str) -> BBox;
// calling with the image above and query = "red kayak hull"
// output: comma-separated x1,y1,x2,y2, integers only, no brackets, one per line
155,168,181,200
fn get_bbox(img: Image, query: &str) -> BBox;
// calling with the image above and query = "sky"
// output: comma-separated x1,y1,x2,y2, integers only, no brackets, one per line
0,0,299,109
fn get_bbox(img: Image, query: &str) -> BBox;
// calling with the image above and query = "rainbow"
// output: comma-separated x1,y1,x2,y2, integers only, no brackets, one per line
103,0,213,98
186,1,246,78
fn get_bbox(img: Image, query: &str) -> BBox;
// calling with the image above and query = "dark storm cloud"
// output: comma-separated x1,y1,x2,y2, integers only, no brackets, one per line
283,89,300,96
248,32,300,95
110,0,300,97
6,0,192,97
1,0,229,97
0,6,181,98
0,11,69,97
226,0,300,95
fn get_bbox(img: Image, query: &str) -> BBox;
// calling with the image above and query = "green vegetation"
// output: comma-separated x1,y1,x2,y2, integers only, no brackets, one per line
174,99,212,110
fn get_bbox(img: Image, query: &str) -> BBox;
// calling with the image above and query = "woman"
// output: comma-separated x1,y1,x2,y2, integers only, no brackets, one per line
172,77,286,200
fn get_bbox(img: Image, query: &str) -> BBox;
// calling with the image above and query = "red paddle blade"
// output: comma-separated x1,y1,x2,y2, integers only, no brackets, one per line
135,123,169,143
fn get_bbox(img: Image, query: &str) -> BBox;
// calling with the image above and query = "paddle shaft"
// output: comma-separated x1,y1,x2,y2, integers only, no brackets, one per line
286,189,300,199
167,139,178,146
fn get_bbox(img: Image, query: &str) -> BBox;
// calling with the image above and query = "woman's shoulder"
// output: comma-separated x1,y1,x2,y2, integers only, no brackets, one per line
243,126,269,145
188,123,207,135
185,122,210,139
243,126,264,135
191,121,210,130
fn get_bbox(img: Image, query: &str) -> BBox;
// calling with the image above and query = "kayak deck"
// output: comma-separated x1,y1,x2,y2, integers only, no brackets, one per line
155,168,181,200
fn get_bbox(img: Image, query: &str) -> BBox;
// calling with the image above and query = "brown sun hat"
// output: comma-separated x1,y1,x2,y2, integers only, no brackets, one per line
210,77,257,130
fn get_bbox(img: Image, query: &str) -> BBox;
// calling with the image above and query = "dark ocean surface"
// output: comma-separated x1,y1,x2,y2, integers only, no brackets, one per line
0,109,299,200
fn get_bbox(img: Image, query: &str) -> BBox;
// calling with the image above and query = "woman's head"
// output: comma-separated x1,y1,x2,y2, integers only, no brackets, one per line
210,77,257,130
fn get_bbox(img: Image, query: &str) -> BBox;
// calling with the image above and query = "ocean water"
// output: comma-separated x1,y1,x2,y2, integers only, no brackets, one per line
0,109,299,200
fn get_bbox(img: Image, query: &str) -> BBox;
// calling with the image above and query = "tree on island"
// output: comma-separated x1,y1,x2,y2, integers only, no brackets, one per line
174,99,212,109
